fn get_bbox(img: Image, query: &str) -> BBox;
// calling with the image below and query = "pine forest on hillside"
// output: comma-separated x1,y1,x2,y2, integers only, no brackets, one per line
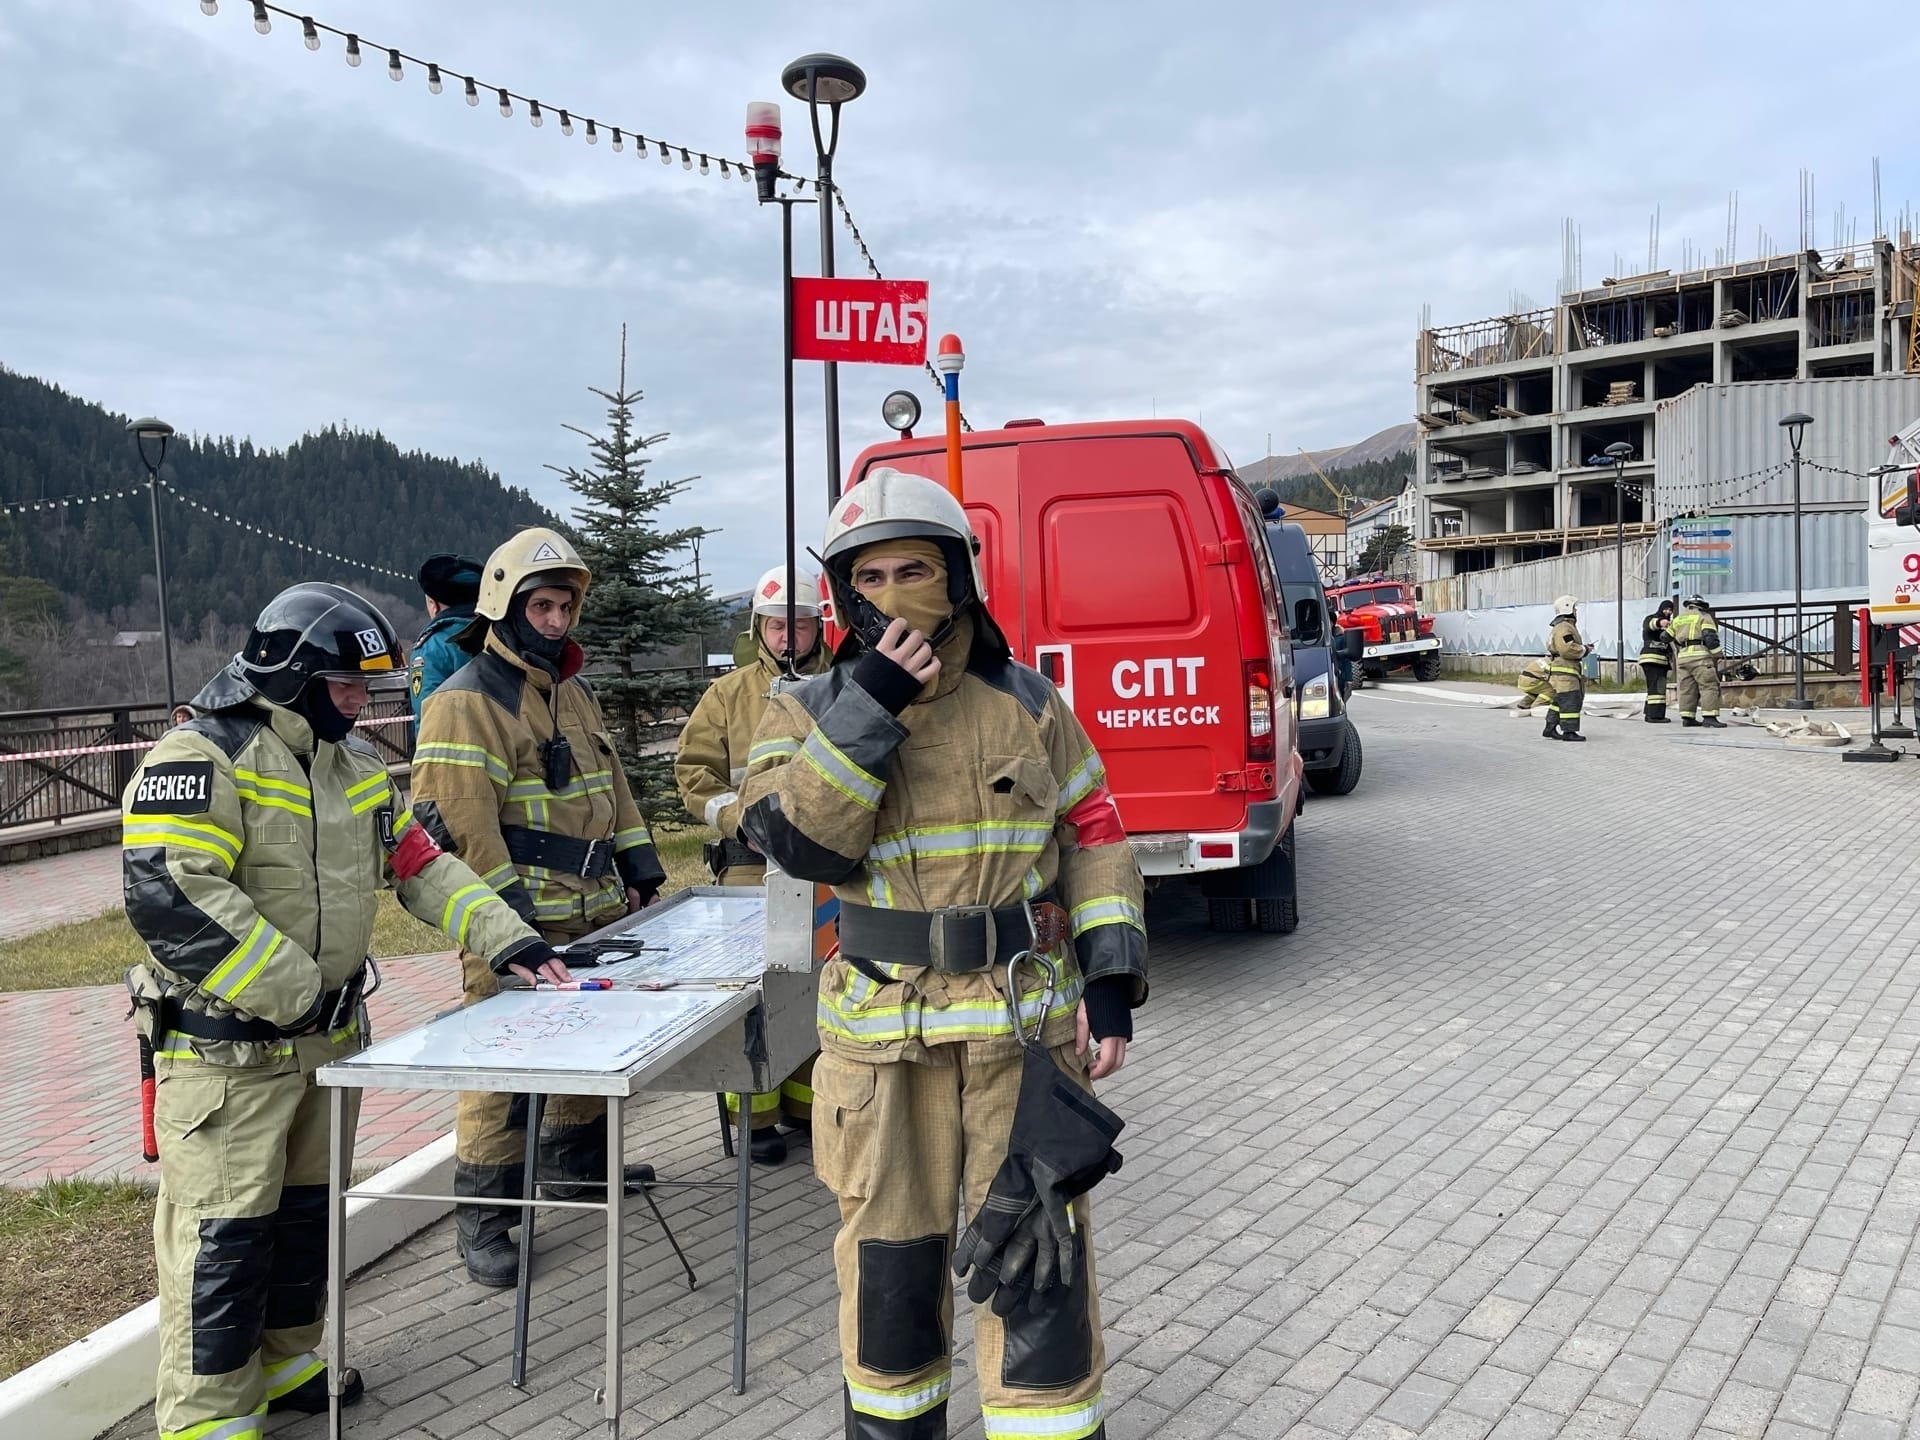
0,365,554,637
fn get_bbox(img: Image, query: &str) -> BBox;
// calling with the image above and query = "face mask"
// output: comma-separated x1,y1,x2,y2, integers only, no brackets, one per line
863,579,954,642
292,682,353,745
501,598,567,675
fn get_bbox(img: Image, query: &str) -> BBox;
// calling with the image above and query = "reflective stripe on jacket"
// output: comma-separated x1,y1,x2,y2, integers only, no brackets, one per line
1669,609,1722,659
676,639,828,837
411,630,665,927
122,697,541,1067
739,624,1146,1058
1639,613,1674,667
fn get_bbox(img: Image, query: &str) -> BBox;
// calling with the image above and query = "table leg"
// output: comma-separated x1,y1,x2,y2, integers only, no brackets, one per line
606,1093,625,1437
326,1086,348,1440
732,1091,750,1396
511,1092,544,1389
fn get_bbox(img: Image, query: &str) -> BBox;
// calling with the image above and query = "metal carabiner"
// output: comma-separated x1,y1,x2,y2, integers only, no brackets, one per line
1004,947,1060,1051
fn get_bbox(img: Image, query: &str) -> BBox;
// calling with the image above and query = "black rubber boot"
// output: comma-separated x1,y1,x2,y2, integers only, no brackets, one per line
1702,716,1727,729
750,1129,789,1166
268,1367,363,1414
539,1116,658,1200
1682,716,1701,727
1645,703,1668,723
1559,728,1587,742
1542,715,1560,739
453,1160,524,1287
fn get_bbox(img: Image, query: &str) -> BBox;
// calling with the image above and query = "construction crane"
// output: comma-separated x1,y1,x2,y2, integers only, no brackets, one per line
1297,447,1357,515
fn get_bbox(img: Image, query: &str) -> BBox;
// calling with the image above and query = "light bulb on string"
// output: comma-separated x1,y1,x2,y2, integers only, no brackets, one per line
558,109,572,136
387,49,403,82
344,34,361,66
301,16,319,50
718,159,729,178
658,140,670,163
698,154,709,175
463,76,479,106
528,99,543,127
633,135,646,157
610,127,623,152
251,1,270,34
680,148,692,170
497,88,512,117
426,63,442,94
584,120,598,145
200,0,218,13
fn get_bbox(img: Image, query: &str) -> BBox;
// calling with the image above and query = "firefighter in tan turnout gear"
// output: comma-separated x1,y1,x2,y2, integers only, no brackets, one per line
1544,595,1589,742
122,583,558,1440
675,565,830,1165
410,527,668,1286
740,469,1147,1440
1670,594,1728,727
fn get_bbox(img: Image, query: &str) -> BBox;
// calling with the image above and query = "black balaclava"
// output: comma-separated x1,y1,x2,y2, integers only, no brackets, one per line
291,680,354,745
500,590,569,677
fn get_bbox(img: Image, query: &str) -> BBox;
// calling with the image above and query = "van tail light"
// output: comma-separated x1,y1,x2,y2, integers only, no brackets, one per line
1245,659,1275,763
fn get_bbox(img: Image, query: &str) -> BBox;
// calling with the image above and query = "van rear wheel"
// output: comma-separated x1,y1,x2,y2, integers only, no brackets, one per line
1206,898,1249,932
1413,652,1442,682
1254,823,1299,933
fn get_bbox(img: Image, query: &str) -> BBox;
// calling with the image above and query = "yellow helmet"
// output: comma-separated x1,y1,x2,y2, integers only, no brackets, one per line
475,527,591,624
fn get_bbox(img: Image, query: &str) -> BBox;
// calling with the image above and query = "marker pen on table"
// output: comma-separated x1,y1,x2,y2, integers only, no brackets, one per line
535,979,614,991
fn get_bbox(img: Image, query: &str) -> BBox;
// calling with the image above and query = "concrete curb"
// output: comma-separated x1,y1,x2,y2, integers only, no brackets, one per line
0,1131,457,1440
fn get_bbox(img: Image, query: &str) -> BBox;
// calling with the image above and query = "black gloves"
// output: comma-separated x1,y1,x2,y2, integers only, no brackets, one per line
851,648,922,716
952,1045,1125,1317
493,936,561,977
1081,977,1134,1044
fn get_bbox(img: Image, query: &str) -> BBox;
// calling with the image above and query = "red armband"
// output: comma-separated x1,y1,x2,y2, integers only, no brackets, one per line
1063,786,1126,847
389,821,444,881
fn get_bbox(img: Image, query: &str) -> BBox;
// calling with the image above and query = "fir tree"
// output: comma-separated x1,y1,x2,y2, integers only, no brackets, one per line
553,327,721,822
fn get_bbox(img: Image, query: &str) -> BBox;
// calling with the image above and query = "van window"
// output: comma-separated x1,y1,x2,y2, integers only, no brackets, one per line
1038,495,1197,632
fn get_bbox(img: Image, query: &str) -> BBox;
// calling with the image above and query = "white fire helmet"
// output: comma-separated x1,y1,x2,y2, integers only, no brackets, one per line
820,467,989,611
1553,594,1578,615
749,566,824,619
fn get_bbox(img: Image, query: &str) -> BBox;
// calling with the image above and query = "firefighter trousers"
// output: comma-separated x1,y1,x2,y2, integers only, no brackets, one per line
454,915,609,1168
1674,656,1720,718
153,1058,362,1440
1642,662,1669,720
813,1043,1108,1440
715,862,818,1131
1546,665,1585,735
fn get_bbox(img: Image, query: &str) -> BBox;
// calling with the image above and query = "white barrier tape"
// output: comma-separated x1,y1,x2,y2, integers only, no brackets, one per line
0,713,411,766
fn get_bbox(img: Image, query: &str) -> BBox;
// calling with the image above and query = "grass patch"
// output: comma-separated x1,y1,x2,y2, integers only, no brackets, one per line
0,825,720,994
0,1177,156,1380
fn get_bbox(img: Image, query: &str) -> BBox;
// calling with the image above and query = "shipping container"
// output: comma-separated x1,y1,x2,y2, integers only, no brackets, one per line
1654,375,1920,518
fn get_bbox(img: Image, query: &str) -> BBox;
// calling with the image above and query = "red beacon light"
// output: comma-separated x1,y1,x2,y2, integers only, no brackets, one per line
745,101,782,201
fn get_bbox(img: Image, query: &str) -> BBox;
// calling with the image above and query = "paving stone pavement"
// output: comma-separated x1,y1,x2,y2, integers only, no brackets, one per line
1,953,464,1186
0,841,122,939
101,685,1920,1439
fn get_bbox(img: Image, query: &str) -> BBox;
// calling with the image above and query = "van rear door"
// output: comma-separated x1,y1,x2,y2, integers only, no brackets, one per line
1015,435,1247,835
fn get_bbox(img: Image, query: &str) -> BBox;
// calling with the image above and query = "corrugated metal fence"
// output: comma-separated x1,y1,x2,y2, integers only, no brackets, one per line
1425,541,1656,612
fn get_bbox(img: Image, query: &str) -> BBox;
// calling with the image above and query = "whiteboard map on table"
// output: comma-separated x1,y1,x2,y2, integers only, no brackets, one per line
591,893,768,984
336,989,738,1077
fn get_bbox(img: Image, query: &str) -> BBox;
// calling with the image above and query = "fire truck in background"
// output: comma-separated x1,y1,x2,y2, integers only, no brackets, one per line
1326,574,1443,683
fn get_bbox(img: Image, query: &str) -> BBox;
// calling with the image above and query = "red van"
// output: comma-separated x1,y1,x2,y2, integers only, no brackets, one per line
848,418,1304,933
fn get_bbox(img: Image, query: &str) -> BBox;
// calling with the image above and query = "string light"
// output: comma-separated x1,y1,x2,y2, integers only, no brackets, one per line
558,108,572,137
426,62,442,94
201,0,218,15
386,48,403,82
833,184,974,430
0,486,144,517
251,1,271,35
610,126,623,152
584,119,598,146
497,86,511,118
528,98,542,128
301,16,318,51
463,75,478,106
343,32,360,66
159,481,409,580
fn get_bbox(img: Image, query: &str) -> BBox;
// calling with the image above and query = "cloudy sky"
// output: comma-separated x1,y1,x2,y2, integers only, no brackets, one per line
3,0,1915,594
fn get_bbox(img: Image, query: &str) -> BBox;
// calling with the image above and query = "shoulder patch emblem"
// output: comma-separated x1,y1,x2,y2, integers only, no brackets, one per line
129,760,215,815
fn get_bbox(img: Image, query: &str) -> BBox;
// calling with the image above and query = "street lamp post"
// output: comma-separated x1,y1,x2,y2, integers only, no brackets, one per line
127,416,178,708
1589,442,1636,684
1780,411,1815,710
748,102,816,683
780,52,866,506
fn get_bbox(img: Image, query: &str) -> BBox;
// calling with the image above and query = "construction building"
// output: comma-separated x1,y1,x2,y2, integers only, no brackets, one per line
1415,235,1920,580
